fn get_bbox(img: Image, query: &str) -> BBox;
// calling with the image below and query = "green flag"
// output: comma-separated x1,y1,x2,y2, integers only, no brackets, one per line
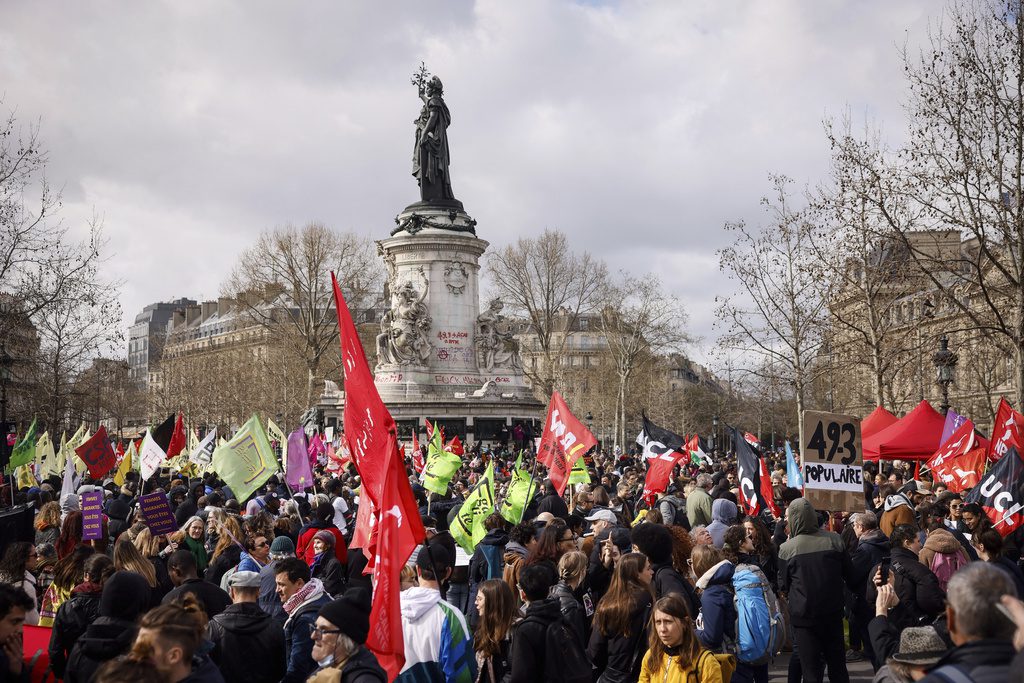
568,455,591,485
422,421,462,494
451,462,496,552
8,419,37,471
212,415,280,503
500,464,537,524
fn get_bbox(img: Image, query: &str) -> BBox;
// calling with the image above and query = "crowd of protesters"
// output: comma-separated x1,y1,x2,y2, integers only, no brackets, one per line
2,437,1024,683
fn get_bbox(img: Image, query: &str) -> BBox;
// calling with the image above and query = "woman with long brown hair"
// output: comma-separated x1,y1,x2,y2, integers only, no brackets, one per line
34,501,62,545
204,516,243,586
56,511,84,559
39,545,95,626
114,538,166,606
639,594,725,683
49,554,114,678
588,552,655,683
473,579,517,683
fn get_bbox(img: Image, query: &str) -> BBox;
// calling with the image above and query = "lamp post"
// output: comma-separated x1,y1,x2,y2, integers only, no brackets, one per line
933,334,959,415
711,415,719,453
585,411,593,435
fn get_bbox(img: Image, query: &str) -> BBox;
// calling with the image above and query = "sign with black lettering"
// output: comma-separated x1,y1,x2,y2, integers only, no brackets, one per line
800,410,864,512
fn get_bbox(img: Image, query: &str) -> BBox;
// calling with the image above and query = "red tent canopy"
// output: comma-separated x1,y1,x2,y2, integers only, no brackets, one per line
862,406,899,440
863,400,946,461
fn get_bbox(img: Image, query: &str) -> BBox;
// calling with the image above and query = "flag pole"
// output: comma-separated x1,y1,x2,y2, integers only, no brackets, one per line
519,450,539,525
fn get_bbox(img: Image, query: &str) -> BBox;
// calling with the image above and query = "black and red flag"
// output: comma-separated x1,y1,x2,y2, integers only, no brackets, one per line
964,446,1024,536
733,427,780,517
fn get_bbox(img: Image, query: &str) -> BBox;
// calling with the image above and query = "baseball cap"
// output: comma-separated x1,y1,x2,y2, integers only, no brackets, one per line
585,509,618,524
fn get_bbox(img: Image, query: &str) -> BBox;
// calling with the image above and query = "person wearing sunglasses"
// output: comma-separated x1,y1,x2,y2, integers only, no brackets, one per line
238,535,271,573
308,587,386,682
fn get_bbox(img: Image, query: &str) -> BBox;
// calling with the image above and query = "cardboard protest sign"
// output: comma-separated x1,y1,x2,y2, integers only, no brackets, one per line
139,492,178,536
80,490,104,541
800,410,864,512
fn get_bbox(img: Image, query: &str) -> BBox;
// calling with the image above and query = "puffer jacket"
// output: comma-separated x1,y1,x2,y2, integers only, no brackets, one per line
706,499,738,549
919,527,970,590
64,617,137,683
865,546,945,631
778,498,856,627
550,580,587,647
207,601,287,683
695,560,736,651
48,581,102,677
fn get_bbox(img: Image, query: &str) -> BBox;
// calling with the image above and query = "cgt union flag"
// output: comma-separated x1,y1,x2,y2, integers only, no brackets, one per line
637,415,687,501
537,392,597,496
989,397,1024,462
965,446,1024,535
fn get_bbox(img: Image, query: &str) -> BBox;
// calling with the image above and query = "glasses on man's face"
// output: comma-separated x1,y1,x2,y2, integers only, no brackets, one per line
255,541,269,548
309,624,343,639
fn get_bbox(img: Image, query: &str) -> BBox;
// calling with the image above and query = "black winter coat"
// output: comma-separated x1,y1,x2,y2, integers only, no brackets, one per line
207,601,287,683
849,530,890,616
312,555,347,597
651,561,699,618
536,494,569,521
64,617,137,683
48,583,102,678
205,545,242,586
587,589,652,680
550,581,587,647
919,639,1016,682
865,547,945,631
510,598,564,683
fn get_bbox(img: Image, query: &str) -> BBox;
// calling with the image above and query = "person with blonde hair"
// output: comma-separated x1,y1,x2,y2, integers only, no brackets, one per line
639,594,726,683
205,516,244,586
551,550,590,646
34,501,62,546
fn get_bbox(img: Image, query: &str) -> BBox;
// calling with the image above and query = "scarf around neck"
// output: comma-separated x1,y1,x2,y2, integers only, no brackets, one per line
284,577,324,615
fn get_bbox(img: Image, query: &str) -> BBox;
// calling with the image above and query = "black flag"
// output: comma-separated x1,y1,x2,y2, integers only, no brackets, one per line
965,446,1024,536
151,413,175,453
636,414,686,461
733,427,773,516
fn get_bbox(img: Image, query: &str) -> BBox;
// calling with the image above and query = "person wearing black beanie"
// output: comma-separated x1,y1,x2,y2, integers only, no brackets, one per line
308,588,387,683
64,571,151,683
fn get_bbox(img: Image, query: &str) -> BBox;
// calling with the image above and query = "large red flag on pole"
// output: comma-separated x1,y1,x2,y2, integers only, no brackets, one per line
166,413,187,458
536,391,598,496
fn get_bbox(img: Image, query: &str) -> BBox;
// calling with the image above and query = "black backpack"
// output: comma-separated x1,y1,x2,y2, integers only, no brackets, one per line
519,614,592,683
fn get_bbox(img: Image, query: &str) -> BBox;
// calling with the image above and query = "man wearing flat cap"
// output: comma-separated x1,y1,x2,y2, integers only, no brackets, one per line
308,588,387,683
207,570,286,683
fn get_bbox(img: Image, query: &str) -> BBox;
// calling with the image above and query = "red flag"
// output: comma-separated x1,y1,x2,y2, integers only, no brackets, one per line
641,449,685,500
536,392,598,496
928,419,979,470
932,447,988,493
744,432,761,448
989,398,1024,462
366,435,427,680
445,435,464,456
166,413,186,458
74,426,117,479
758,457,781,517
331,272,400,556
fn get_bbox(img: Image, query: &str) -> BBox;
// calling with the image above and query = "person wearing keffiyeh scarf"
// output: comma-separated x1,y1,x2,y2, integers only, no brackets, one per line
278,557,330,683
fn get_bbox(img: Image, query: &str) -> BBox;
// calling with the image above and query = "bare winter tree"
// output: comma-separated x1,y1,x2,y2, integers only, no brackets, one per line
716,175,828,449
225,222,382,406
486,229,608,398
834,0,1024,405
600,271,688,448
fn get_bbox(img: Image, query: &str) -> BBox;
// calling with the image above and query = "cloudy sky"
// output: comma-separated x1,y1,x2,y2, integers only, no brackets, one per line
0,0,937,366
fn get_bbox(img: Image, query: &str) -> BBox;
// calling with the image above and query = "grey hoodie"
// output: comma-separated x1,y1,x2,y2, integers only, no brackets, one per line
706,498,738,548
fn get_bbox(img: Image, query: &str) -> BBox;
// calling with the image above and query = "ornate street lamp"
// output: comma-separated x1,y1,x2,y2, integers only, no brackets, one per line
933,334,959,415
711,415,719,453
585,411,593,434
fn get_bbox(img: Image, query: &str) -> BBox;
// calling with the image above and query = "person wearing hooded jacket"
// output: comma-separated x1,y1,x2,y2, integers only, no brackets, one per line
778,497,857,683
307,588,386,683
206,571,286,683
64,570,153,683
706,499,738,549
879,487,916,537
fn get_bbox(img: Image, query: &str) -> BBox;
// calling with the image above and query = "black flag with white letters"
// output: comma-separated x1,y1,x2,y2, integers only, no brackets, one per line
964,446,1024,536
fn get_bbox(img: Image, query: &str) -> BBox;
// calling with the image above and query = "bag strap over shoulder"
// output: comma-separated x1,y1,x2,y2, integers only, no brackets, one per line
928,665,975,683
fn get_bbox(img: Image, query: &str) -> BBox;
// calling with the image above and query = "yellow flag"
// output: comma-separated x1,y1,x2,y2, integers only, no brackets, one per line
36,432,55,476
113,441,134,486
73,428,92,475
267,419,288,469
15,465,37,489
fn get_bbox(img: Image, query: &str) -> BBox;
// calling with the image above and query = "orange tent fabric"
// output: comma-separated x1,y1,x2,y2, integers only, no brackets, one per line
863,400,946,461
862,406,899,440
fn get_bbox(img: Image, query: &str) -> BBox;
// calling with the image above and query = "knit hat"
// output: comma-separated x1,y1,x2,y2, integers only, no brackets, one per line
889,626,947,666
270,536,295,556
313,530,335,548
317,588,372,644
100,571,152,621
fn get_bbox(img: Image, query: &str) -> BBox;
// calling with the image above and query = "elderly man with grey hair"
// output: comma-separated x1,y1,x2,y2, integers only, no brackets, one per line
686,473,714,528
918,562,1016,681
849,511,889,665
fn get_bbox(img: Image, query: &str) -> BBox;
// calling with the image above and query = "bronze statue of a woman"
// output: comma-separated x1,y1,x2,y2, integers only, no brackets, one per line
412,69,458,205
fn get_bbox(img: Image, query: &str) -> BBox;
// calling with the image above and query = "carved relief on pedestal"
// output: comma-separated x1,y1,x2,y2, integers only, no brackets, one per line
444,262,468,295
475,298,523,373
376,266,433,365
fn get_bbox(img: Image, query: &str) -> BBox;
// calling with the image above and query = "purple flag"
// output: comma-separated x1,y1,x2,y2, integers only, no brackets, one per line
288,429,314,490
307,432,326,470
940,408,967,446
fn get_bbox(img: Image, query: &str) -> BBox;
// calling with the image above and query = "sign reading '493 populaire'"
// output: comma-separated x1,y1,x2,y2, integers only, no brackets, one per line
800,410,864,512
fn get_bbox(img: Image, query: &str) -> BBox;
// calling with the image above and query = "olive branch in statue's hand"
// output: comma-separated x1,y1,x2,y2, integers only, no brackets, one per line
411,62,431,99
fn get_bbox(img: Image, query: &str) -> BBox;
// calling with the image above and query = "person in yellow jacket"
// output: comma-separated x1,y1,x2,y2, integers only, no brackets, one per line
639,594,732,683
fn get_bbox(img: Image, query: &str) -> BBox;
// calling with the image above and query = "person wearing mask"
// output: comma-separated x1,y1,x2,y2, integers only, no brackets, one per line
0,585,34,682
276,557,331,683
48,554,113,678
918,563,1016,681
131,594,225,682
865,524,945,633
206,571,286,683
397,544,475,683
777,497,856,683
588,553,655,682
65,571,152,683
472,580,517,683
260,536,294,626
639,594,725,683
162,549,231,619
686,475,714,529
307,587,386,683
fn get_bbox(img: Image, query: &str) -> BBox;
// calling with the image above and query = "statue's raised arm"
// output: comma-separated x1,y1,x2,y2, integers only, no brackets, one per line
411,65,457,205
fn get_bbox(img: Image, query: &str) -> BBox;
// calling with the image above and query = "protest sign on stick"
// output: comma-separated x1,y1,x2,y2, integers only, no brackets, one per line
800,410,864,512
81,490,104,541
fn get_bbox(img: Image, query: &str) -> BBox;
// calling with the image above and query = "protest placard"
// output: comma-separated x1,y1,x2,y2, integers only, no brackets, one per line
139,492,179,536
81,490,104,541
800,410,864,512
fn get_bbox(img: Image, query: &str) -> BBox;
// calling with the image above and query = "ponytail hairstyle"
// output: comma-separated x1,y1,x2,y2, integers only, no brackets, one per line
557,550,587,588
93,641,169,683
134,593,208,663
83,554,115,585
646,594,702,675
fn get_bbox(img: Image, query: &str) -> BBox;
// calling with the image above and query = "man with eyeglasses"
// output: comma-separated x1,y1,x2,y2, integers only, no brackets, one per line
207,571,286,683
238,535,271,572
309,587,386,681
